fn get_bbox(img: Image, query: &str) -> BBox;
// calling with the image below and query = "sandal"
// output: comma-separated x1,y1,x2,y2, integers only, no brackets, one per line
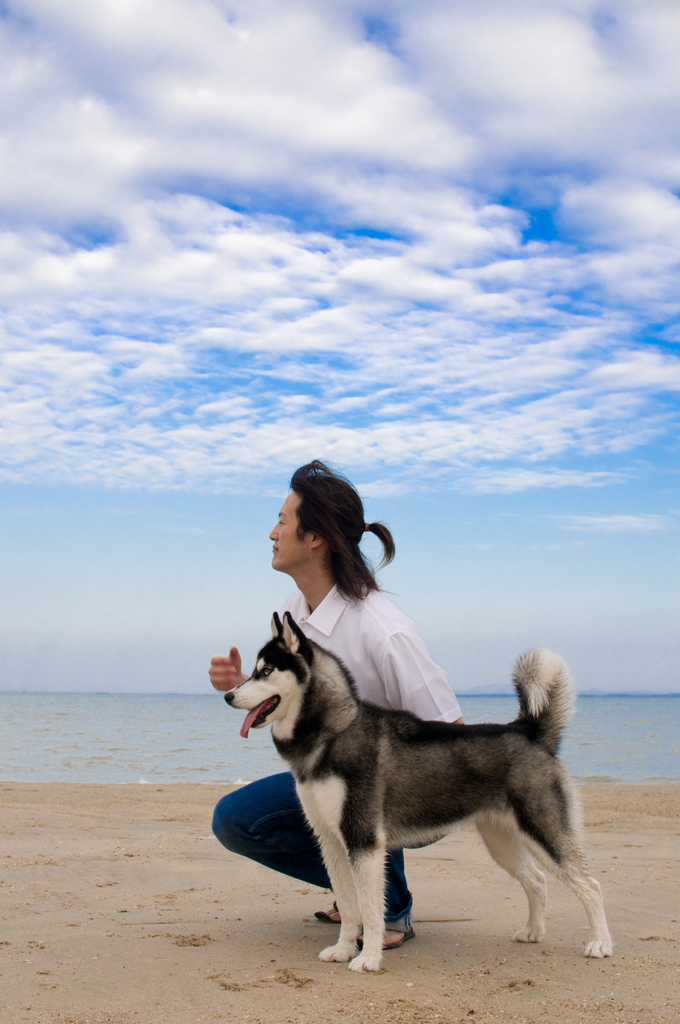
357,925,416,951
314,901,341,924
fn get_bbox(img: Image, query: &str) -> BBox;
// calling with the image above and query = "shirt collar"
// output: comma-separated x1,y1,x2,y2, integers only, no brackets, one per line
301,584,348,637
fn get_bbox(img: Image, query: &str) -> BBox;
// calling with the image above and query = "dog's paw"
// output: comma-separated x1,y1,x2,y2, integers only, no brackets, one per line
349,950,383,973
514,923,545,943
585,938,612,958
319,941,356,963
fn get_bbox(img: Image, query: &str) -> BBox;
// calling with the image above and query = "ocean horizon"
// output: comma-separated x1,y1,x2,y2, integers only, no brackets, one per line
1,692,678,787
456,692,680,698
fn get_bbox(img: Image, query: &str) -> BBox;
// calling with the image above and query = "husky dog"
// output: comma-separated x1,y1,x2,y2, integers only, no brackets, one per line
224,612,612,973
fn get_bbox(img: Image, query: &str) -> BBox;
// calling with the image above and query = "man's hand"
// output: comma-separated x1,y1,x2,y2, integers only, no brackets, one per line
209,646,248,691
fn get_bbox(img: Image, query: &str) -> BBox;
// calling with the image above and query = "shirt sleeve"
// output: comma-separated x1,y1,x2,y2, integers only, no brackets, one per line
379,631,462,723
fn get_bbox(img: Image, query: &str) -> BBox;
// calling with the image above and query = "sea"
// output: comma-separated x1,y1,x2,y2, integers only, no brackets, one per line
0,693,677,786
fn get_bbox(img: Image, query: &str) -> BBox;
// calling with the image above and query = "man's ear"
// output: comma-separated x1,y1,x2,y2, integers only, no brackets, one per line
271,611,283,638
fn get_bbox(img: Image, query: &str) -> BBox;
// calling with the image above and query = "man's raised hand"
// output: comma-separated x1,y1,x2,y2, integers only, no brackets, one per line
209,646,248,691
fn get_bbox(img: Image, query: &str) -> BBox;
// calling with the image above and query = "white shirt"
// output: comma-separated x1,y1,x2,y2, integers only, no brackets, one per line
279,586,462,724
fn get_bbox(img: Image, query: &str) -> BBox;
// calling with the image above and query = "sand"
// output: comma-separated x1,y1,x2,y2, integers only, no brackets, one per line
1,782,678,1024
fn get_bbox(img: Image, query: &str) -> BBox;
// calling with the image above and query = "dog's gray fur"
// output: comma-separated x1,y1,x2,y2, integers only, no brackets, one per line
225,612,612,972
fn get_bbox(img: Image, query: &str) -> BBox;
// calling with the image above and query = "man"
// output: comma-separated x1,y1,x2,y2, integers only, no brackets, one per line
210,460,462,949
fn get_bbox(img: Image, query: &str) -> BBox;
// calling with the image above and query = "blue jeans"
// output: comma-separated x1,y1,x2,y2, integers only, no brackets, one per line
212,772,413,931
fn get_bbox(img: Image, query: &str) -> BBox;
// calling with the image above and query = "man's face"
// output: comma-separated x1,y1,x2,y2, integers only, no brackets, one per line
269,491,310,576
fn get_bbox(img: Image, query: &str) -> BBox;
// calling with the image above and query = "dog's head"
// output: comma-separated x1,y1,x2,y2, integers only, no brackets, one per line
224,611,313,738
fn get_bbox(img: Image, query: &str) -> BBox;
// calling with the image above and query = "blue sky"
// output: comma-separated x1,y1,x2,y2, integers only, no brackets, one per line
1,0,678,694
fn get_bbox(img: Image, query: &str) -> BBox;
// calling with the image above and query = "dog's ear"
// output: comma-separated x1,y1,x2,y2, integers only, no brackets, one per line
271,612,283,638
281,611,308,656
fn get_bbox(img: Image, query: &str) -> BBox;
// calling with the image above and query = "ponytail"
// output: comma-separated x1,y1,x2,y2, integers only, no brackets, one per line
363,521,395,569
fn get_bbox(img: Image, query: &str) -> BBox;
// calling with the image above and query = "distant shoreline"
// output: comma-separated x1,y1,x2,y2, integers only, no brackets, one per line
1,690,679,697
4,774,677,787
457,692,680,698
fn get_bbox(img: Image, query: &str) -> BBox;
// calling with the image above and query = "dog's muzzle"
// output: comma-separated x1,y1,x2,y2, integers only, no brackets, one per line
224,691,281,738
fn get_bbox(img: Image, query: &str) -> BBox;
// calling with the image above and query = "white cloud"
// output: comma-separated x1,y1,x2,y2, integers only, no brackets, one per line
1,1,680,491
553,513,672,532
1,191,678,490
3,1,680,226
465,468,626,494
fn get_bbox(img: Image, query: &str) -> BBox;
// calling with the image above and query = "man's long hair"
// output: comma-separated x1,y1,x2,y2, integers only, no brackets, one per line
290,460,395,601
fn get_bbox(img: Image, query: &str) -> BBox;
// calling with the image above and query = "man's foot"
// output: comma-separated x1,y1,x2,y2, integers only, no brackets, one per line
314,901,341,924
357,925,416,951
315,905,415,949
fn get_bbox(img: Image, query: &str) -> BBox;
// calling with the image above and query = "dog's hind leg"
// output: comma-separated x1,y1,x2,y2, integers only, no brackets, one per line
347,840,387,973
475,815,548,943
552,856,612,958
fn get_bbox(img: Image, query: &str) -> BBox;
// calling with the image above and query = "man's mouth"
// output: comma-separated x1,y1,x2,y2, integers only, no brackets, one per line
240,696,281,738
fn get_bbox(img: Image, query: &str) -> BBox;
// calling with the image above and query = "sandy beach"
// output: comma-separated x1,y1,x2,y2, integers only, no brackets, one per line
1,782,678,1024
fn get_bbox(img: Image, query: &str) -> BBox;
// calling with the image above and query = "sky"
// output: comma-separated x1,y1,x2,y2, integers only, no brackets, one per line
0,0,678,695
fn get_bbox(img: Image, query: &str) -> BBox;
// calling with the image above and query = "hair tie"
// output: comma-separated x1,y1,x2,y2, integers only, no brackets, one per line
364,522,370,533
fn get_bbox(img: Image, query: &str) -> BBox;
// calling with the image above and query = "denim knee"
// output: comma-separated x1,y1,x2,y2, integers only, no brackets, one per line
212,791,252,856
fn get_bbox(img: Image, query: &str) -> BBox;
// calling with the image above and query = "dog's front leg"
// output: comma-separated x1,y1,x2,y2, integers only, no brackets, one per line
296,779,361,963
347,843,387,973
315,830,363,964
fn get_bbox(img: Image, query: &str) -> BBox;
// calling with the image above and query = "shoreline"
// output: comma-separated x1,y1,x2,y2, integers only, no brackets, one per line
1,783,678,1023
2,775,680,786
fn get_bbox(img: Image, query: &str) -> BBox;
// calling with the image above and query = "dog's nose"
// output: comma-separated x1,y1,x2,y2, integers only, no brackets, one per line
223,691,235,704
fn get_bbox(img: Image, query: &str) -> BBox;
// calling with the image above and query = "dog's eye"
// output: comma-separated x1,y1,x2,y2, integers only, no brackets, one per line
262,667,272,676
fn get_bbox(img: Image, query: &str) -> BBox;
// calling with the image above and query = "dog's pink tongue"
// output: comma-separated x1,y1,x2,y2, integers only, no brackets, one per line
240,698,278,739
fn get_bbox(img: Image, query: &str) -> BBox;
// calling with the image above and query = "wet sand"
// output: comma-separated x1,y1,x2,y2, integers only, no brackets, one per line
1,783,678,1024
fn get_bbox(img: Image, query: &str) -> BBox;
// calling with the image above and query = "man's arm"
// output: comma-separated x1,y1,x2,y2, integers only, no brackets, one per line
380,631,464,724
209,646,248,692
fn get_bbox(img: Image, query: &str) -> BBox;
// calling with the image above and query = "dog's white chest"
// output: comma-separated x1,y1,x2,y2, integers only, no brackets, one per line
296,777,347,835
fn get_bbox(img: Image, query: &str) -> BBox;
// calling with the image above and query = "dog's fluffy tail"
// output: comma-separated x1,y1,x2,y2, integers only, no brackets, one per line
512,648,575,756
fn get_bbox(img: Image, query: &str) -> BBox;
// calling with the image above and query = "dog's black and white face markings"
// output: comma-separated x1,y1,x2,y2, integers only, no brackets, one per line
224,611,311,738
